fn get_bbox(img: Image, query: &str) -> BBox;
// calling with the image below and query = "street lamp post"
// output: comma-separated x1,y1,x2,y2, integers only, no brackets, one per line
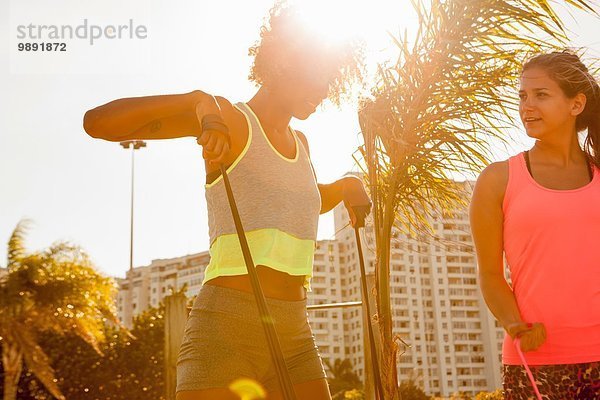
120,140,146,327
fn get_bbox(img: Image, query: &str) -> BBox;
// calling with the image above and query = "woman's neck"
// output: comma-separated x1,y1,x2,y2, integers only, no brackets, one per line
531,135,588,168
247,87,292,136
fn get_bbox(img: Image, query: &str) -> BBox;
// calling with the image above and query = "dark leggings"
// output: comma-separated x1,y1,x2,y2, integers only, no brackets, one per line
502,361,600,400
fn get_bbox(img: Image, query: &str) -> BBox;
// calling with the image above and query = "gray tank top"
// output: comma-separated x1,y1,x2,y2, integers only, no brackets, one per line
205,102,321,247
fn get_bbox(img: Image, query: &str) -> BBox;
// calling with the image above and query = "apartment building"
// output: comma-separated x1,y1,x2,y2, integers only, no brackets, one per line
332,180,504,397
116,252,210,326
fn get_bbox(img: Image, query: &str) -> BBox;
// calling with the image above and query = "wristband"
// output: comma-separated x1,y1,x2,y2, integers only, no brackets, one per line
201,114,229,132
202,122,229,133
201,114,231,147
202,114,227,126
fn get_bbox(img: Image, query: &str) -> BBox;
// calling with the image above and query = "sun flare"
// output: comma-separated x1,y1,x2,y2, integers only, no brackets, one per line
290,0,416,63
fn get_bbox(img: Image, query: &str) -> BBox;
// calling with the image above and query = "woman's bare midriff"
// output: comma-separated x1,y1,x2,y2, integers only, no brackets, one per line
204,265,307,301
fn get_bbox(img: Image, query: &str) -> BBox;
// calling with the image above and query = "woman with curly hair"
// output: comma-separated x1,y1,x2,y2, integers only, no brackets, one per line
470,50,600,399
83,2,367,399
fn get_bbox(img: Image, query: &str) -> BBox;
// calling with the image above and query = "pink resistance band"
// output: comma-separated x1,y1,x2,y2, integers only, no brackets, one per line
514,337,543,400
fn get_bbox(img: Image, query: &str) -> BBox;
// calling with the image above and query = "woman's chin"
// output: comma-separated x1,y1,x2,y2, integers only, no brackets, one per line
292,100,318,120
293,109,314,120
524,128,544,139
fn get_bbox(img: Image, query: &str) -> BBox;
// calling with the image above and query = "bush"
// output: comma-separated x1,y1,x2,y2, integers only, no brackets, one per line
1,304,165,399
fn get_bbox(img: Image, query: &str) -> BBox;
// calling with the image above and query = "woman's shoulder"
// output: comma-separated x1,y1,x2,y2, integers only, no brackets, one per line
472,160,510,205
480,160,509,182
293,129,310,156
214,96,241,123
213,96,248,143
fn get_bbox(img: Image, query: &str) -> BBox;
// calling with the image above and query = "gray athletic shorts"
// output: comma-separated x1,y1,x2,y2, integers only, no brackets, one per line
176,284,327,394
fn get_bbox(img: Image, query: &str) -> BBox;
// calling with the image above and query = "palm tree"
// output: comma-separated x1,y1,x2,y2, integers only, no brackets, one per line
0,219,122,400
324,358,363,399
355,1,598,399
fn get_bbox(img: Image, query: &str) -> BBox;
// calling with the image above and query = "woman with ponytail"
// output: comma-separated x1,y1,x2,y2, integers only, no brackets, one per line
470,50,600,399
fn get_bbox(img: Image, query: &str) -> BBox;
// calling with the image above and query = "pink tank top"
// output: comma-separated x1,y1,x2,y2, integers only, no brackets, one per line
502,151,600,365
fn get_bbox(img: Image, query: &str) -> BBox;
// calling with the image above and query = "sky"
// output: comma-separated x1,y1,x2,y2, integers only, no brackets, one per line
1,0,599,278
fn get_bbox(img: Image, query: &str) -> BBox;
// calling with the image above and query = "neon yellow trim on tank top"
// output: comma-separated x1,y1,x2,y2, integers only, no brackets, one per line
243,102,299,163
201,228,315,292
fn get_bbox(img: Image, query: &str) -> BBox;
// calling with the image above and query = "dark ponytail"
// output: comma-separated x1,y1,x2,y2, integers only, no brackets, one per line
523,50,600,168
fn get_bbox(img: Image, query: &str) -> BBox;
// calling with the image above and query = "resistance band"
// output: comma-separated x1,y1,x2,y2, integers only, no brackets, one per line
514,337,542,400
219,164,298,400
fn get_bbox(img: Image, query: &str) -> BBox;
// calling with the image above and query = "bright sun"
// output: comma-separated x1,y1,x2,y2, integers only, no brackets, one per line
291,0,418,66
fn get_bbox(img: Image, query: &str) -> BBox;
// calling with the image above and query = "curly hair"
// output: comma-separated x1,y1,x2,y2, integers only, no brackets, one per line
248,1,365,105
523,49,600,168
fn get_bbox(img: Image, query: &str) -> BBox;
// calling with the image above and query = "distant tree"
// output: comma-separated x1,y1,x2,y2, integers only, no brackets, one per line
1,303,165,400
343,388,366,400
475,389,504,400
0,220,120,400
108,303,165,399
324,358,363,399
399,379,430,400
449,392,473,400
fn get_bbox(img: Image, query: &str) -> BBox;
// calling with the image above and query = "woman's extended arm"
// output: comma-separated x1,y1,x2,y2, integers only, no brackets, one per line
318,177,361,214
294,130,371,223
83,90,224,142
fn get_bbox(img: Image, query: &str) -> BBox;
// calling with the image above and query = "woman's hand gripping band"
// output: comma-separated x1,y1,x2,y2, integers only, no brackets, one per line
196,107,231,165
342,176,372,228
506,321,547,352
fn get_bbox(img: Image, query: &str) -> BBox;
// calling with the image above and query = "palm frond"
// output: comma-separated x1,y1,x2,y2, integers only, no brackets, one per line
10,324,65,399
6,218,33,270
